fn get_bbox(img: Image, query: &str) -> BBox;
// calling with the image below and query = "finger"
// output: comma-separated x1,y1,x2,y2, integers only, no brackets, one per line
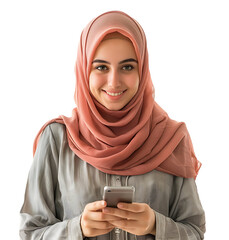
117,202,146,213
85,200,106,211
102,207,138,220
85,211,124,221
82,219,114,230
109,219,140,229
109,218,155,236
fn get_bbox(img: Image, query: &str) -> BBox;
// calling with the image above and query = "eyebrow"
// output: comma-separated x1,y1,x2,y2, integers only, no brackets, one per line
92,58,138,64
119,58,138,64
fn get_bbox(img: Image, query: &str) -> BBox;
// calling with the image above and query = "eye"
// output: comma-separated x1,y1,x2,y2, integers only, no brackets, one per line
122,65,134,71
96,65,108,71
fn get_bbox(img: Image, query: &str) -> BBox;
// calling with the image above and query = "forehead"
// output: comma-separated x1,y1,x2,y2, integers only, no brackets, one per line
93,38,137,60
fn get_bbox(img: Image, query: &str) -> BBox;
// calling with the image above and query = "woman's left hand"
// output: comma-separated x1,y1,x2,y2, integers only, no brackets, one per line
102,202,156,236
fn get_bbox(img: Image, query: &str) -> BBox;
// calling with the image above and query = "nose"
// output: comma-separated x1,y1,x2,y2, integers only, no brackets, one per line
107,69,121,88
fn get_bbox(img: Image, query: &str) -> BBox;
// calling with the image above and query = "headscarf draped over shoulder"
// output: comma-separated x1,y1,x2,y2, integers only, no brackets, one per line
33,11,201,178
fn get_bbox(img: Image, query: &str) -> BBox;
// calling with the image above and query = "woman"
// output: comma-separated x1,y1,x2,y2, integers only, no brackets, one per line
20,11,205,240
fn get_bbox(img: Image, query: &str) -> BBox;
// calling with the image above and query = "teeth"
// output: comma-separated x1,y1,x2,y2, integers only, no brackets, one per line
106,91,123,96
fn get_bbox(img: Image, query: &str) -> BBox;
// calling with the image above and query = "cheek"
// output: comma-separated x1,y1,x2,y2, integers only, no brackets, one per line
89,73,102,93
126,73,139,93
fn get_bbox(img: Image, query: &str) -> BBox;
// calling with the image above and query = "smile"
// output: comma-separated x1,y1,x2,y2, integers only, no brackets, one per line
105,91,124,96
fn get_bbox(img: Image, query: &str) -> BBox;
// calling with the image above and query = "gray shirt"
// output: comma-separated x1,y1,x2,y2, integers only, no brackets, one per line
20,123,206,240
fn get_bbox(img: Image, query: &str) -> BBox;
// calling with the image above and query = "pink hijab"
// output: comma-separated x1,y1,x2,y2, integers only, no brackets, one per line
33,11,201,178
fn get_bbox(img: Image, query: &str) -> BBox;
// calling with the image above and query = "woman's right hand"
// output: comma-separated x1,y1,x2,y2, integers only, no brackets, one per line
80,200,120,237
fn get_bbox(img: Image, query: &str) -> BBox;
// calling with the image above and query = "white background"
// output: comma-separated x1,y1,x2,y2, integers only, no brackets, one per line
0,0,229,239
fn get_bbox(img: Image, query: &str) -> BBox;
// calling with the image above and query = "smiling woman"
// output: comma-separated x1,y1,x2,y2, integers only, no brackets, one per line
20,11,205,240
89,36,139,111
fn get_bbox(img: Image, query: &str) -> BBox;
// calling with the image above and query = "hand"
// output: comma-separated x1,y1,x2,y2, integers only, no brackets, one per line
102,202,156,236
80,200,122,237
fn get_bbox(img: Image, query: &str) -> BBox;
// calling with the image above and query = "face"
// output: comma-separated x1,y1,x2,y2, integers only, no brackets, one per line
89,37,139,111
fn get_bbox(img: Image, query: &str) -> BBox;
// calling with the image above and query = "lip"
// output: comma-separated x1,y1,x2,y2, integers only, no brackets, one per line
102,89,126,99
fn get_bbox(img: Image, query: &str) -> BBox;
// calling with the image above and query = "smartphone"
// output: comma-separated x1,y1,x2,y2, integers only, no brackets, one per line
103,186,135,207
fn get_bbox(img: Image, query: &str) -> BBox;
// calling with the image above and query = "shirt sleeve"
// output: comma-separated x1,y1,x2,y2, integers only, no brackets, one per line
19,125,84,240
154,177,206,240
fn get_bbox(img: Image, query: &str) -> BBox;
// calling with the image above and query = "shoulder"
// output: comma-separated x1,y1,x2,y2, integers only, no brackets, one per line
47,122,66,136
42,122,67,148
41,122,66,138
36,122,67,154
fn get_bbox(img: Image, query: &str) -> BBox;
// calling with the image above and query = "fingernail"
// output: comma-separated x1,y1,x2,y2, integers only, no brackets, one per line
118,203,124,208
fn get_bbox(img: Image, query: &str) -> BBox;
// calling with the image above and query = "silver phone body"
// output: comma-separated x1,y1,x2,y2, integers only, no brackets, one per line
103,186,135,207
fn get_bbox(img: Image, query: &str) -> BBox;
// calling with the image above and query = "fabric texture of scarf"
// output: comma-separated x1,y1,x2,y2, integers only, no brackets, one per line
33,11,201,178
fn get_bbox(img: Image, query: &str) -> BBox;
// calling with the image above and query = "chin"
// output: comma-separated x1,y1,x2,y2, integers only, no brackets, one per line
104,104,124,111
106,106,122,111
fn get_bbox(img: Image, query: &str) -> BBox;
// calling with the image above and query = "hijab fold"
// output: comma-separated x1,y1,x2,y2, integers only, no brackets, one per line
33,11,201,178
